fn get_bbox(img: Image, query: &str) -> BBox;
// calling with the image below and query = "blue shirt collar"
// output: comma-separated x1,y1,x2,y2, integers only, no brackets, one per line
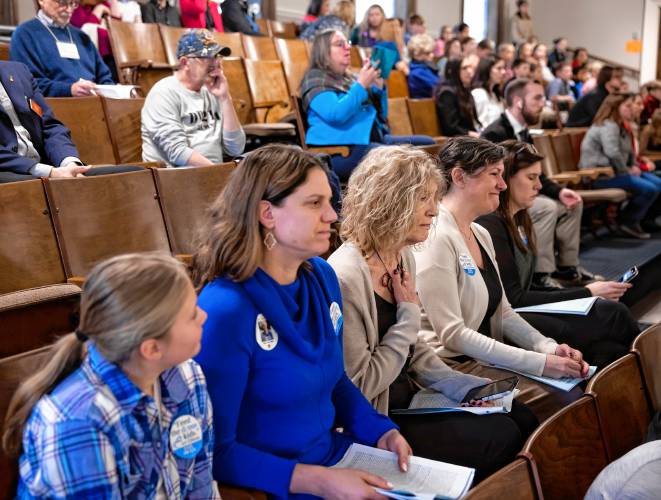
37,9,67,29
86,343,193,414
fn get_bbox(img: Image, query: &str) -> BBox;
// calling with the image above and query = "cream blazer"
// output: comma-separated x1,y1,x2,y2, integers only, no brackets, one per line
328,242,487,415
414,204,558,376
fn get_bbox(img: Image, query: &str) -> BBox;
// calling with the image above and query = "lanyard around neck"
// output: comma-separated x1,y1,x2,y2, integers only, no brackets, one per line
37,17,75,46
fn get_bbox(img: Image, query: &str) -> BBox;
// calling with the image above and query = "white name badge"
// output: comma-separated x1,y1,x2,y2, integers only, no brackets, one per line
169,415,203,460
329,302,343,336
255,313,278,350
459,253,476,277
56,41,80,60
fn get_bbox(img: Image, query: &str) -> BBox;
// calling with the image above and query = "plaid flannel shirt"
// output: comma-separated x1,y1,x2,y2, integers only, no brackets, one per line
17,343,219,500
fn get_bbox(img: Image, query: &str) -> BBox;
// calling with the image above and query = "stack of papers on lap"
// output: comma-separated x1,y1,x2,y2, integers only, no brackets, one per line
390,389,516,416
488,364,597,391
333,444,474,500
514,296,598,316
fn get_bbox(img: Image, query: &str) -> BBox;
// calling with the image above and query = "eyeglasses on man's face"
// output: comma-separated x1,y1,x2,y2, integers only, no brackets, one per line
51,0,80,9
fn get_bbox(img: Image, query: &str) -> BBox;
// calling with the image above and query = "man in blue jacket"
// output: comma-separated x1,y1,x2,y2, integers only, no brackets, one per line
0,60,89,183
10,0,114,97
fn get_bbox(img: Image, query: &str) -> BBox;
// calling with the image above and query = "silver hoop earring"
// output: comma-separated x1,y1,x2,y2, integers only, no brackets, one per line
264,231,277,251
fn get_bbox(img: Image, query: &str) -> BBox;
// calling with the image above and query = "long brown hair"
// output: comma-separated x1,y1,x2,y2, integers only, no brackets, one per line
2,253,191,457
191,144,328,288
593,92,633,127
497,140,543,254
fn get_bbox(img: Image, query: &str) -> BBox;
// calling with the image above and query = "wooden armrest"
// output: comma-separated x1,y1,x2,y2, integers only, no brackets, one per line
118,58,151,69
308,146,350,157
219,485,267,500
549,172,582,185
578,166,614,179
253,100,289,109
175,254,192,266
67,276,85,287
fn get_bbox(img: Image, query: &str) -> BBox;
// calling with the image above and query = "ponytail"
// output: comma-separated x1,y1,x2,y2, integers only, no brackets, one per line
2,252,191,457
3,333,85,457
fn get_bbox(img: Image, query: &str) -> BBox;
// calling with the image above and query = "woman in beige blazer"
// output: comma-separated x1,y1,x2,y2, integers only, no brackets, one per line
329,145,538,482
415,136,590,421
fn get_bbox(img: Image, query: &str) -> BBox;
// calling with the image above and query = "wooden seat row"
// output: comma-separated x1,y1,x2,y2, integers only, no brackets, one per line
467,323,660,500
45,95,144,165
0,166,235,297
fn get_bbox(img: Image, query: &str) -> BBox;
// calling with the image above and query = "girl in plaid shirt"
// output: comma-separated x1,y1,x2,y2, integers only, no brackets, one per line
3,253,219,499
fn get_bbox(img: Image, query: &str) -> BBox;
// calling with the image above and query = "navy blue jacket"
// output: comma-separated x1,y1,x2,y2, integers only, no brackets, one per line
0,61,79,174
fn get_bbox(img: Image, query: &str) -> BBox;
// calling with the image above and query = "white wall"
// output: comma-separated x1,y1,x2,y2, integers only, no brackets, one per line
529,0,644,70
640,0,661,82
277,0,306,22
417,0,462,37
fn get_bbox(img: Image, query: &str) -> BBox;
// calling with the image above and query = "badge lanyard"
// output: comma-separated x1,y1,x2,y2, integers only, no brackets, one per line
40,20,80,60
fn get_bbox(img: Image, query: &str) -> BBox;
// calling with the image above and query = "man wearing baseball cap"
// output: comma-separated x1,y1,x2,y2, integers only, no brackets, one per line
142,29,245,166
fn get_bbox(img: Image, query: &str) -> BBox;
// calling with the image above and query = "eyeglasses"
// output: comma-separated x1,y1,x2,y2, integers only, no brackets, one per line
331,40,352,49
53,0,80,8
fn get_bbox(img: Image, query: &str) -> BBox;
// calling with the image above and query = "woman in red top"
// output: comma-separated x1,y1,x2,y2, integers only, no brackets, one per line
180,0,224,31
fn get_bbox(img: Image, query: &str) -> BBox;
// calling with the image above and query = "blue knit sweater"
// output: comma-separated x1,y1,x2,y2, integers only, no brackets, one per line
10,18,113,97
196,258,397,499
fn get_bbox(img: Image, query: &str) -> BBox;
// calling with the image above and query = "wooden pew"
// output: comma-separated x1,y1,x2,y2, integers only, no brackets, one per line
152,163,236,255
521,396,608,499
46,96,116,165
585,353,652,462
43,169,171,280
632,323,661,411
464,457,542,500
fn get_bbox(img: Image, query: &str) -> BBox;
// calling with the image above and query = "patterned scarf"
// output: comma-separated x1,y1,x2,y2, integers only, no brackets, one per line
300,68,355,110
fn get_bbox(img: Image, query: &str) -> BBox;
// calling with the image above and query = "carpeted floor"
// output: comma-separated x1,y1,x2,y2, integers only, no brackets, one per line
579,231,661,281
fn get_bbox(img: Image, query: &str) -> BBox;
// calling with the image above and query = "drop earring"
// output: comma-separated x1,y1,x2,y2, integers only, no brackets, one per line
264,231,277,251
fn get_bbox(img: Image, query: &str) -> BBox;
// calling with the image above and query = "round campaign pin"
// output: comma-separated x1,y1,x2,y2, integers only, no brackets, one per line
458,253,476,277
169,415,203,460
255,313,278,351
329,301,343,336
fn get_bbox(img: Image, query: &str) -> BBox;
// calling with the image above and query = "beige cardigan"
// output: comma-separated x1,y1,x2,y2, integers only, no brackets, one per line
328,242,487,415
414,204,558,376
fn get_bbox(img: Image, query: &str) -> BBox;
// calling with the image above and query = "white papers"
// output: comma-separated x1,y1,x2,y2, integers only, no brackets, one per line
333,444,474,500
93,85,138,99
390,389,518,416
488,364,597,392
514,296,599,316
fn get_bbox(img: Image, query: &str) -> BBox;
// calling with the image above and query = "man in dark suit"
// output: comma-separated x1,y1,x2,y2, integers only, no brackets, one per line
0,60,89,183
482,78,599,287
565,65,622,128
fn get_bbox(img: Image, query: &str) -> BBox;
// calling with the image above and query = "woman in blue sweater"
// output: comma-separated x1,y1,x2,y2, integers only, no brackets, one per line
193,144,412,499
300,30,434,181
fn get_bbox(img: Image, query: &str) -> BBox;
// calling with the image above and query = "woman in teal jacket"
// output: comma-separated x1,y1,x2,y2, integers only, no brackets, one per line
300,30,434,181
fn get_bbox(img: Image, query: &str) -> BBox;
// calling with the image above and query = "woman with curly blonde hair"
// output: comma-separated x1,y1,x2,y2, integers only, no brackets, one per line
328,145,538,482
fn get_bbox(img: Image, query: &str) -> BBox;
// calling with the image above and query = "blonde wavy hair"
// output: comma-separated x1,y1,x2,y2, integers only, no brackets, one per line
341,145,445,255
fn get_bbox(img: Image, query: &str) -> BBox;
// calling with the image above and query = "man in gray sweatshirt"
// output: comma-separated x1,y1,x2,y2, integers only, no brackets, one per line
141,29,245,166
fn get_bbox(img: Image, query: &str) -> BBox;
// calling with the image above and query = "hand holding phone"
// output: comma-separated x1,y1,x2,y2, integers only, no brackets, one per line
460,376,518,405
618,266,638,283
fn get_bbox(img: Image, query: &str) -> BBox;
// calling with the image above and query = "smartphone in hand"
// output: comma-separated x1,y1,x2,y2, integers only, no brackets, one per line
460,376,519,404
618,266,639,283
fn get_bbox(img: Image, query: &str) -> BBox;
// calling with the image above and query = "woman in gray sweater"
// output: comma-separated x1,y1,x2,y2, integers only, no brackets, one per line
328,145,538,482
579,92,661,238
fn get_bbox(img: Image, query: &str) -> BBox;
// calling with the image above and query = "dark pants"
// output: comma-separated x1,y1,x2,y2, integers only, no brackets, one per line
0,165,145,184
593,172,661,223
391,400,538,483
520,299,640,369
331,134,437,181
